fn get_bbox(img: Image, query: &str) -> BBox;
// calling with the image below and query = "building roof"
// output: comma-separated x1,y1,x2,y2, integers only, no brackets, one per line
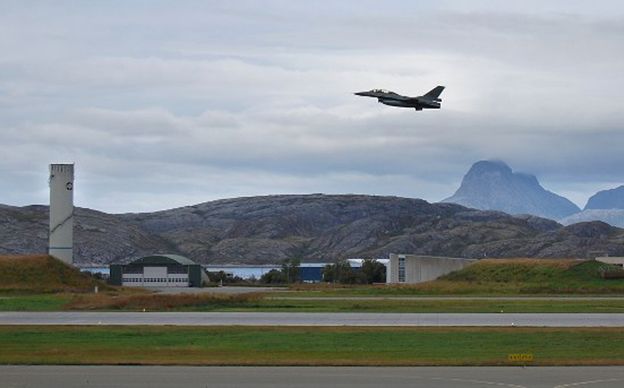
129,254,197,266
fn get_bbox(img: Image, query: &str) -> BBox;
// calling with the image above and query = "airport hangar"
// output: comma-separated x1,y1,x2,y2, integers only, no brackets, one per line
109,254,206,287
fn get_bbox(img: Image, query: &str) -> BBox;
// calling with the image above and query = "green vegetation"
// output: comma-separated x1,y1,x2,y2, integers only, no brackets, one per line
1,326,624,365
0,254,146,311
281,259,624,296
0,293,258,312
237,297,624,313
322,258,386,284
0,294,70,311
259,258,386,285
0,255,108,294
63,292,262,311
259,258,301,284
4,292,624,313
444,259,597,283
440,259,624,293
3,257,624,312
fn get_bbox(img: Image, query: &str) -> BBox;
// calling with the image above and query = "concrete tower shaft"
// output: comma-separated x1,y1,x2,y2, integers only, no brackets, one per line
49,164,74,265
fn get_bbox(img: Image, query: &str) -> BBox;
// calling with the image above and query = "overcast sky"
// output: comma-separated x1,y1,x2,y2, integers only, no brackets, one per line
1,0,623,213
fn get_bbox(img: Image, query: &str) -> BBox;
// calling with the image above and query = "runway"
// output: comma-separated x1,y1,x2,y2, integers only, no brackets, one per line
3,366,624,388
2,311,624,326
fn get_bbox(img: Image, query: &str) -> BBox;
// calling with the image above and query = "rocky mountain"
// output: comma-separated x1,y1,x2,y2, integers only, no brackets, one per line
443,160,580,220
2,194,623,265
0,204,174,264
585,185,624,210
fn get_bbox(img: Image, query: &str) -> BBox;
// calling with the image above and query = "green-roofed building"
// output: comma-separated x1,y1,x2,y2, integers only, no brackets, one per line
109,254,205,287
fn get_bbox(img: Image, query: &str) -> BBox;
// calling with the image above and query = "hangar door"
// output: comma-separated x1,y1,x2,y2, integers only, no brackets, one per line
122,266,190,287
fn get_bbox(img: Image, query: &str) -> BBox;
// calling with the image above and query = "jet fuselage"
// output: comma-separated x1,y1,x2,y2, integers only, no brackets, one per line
355,86,444,111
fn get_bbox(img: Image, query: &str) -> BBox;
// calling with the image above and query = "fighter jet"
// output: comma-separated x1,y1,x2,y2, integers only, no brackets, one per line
354,86,445,111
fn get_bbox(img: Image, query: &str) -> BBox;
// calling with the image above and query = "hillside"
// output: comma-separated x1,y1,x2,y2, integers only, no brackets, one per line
2,195,624,265
438,258,624,293
0,205,175,264
443,160,580,219
0,255,107,293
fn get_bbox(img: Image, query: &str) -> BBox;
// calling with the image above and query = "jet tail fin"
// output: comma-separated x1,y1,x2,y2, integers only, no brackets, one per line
423,85,445,100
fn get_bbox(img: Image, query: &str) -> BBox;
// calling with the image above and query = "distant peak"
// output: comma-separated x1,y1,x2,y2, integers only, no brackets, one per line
585,185,624,210
443,159,580,220
466,160,538,183
468,160,512,174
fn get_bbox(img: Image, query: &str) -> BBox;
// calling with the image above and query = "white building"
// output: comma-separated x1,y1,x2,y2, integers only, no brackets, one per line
386,254,477,284
596,257,624,267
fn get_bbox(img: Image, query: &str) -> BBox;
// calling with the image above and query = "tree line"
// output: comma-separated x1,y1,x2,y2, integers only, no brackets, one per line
259,258,386,284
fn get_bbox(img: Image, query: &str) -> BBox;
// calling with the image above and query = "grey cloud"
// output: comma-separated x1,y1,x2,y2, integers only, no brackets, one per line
1,1,623,212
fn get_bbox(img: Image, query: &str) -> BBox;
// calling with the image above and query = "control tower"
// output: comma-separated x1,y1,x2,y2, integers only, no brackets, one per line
49,164,74,265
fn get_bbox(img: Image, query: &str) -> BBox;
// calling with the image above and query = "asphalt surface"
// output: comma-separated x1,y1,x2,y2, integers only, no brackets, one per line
3,366,624,388
2,311,624,326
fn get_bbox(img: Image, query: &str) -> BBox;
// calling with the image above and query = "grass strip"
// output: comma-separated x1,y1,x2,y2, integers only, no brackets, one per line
3,293,624,312
0,294,70,311
227,297,624,313
1,326,624,366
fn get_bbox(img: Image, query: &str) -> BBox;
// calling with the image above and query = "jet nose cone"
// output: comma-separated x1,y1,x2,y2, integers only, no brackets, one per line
354,91,368,96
